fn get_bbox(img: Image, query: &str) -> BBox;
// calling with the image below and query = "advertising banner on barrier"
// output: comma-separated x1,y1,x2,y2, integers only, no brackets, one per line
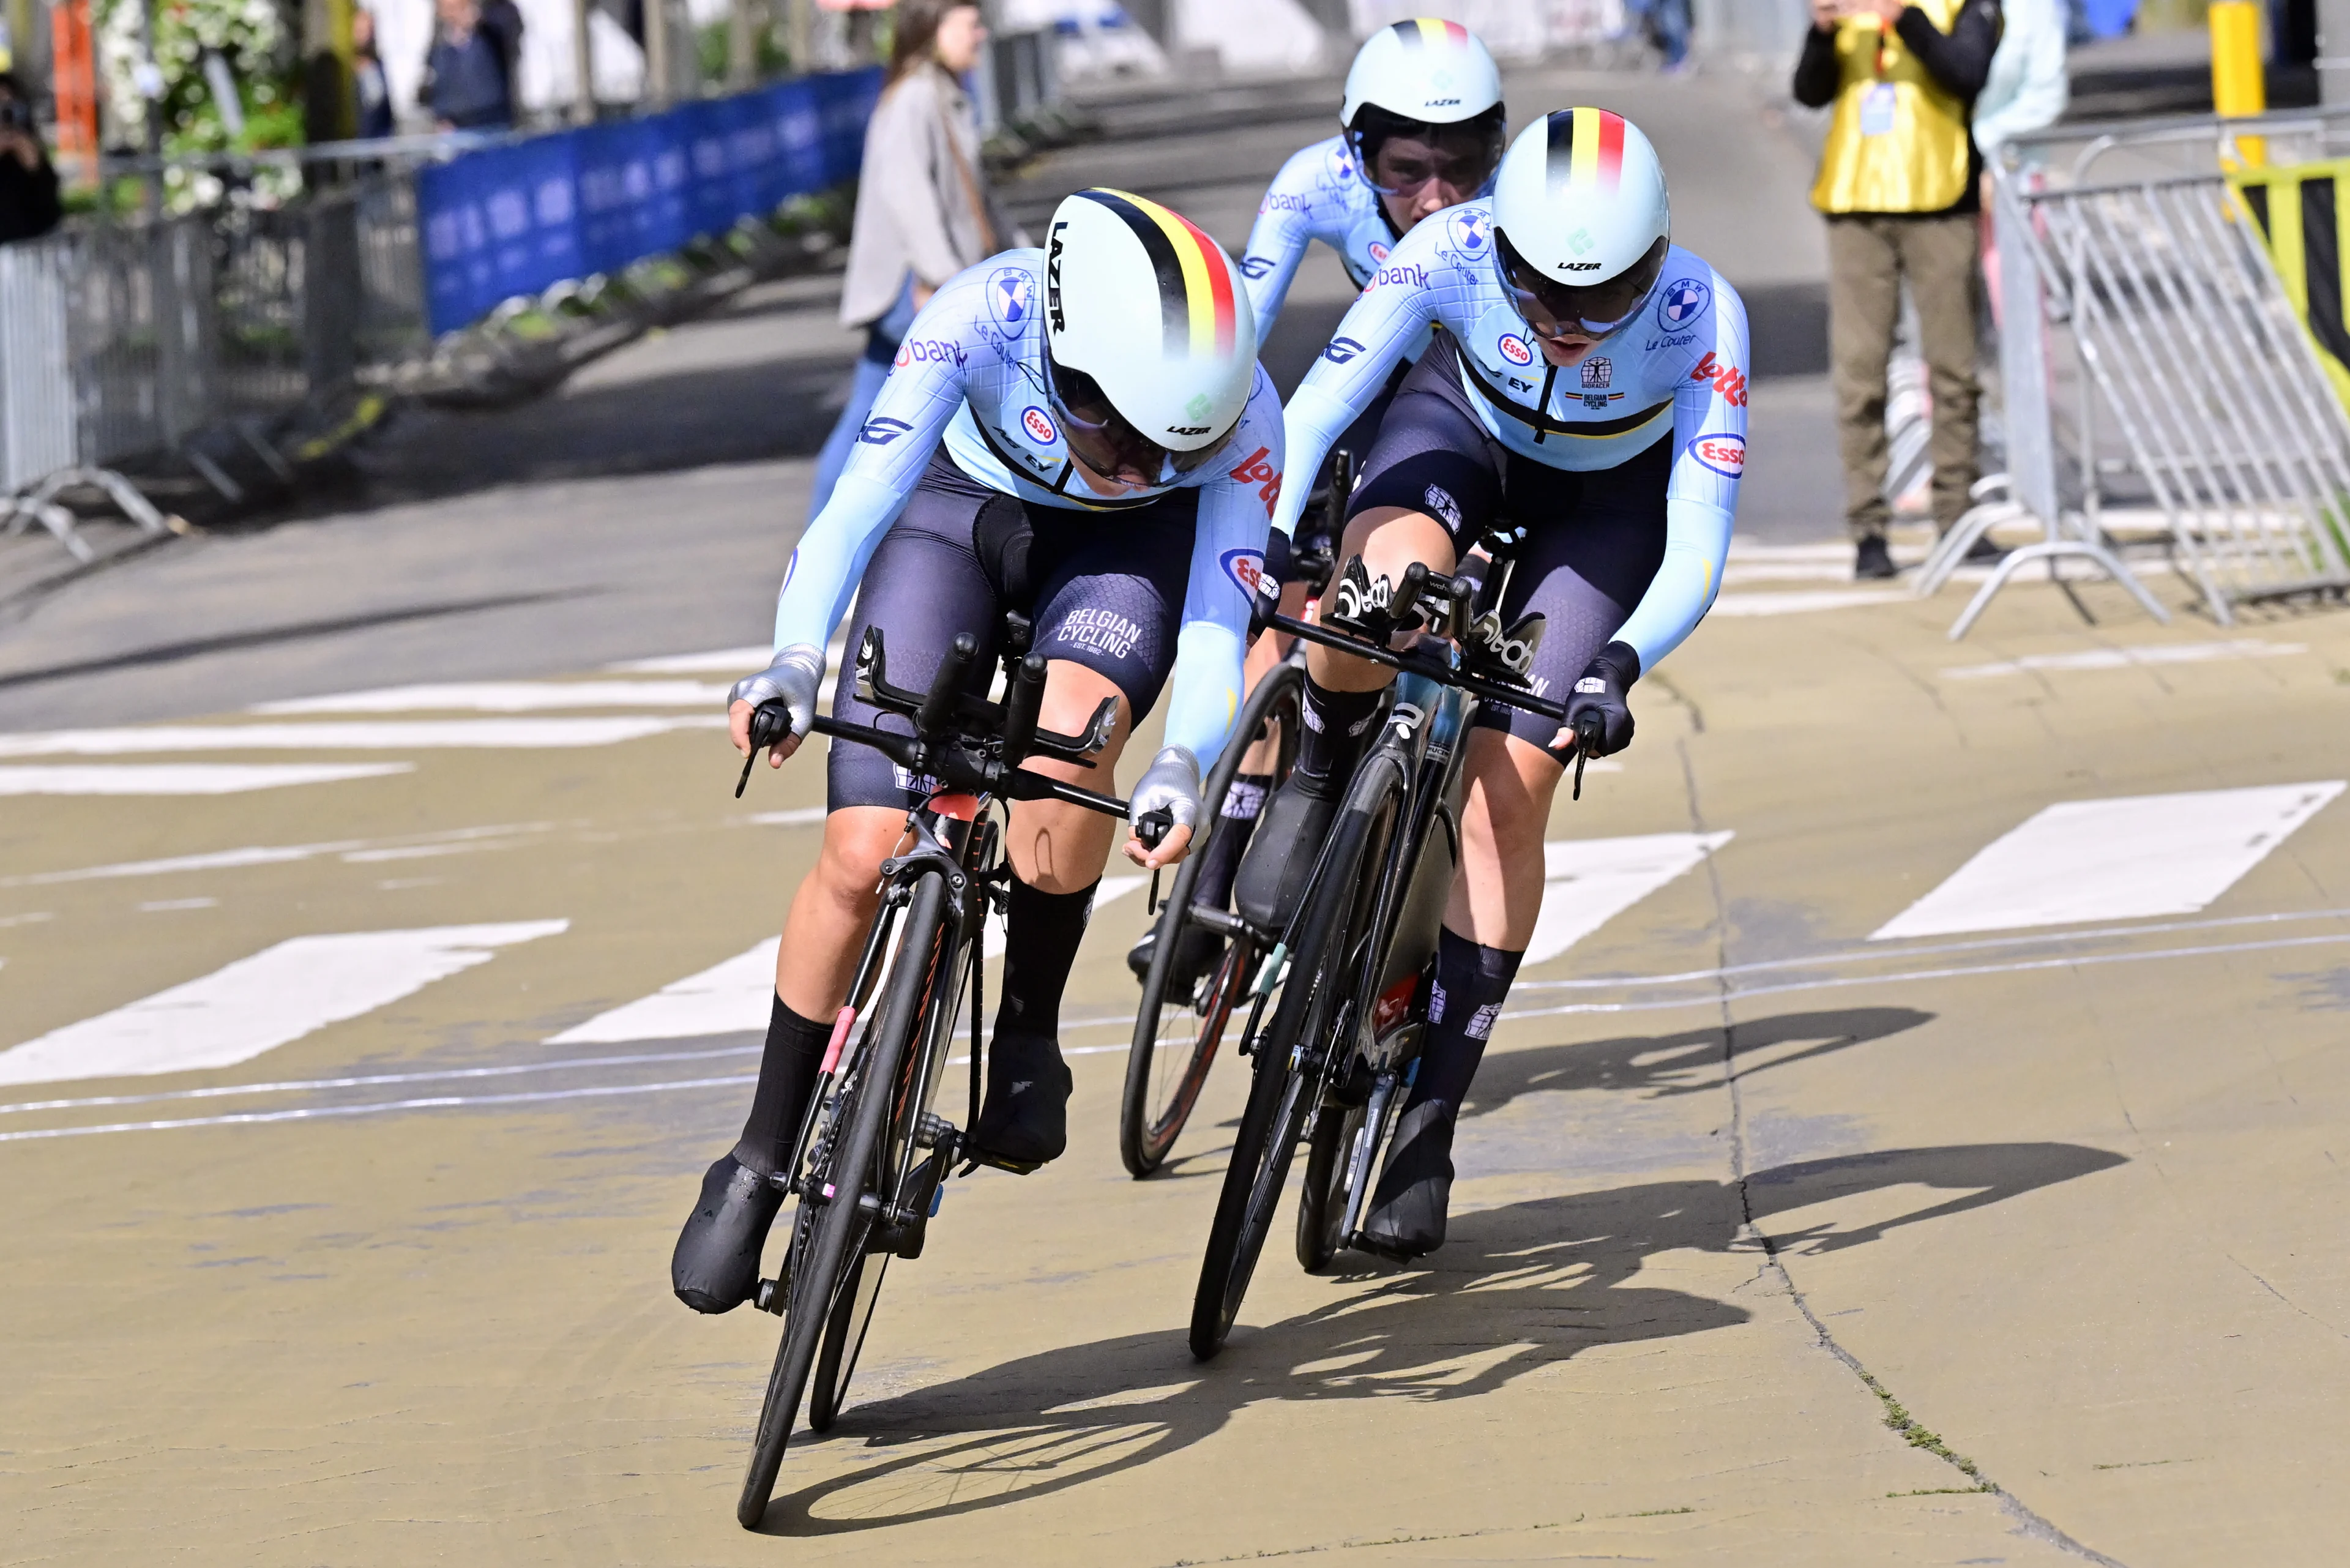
418,68,881,337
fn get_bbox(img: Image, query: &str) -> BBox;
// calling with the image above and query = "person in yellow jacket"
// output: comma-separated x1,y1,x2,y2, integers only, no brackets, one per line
1794,0,2003,580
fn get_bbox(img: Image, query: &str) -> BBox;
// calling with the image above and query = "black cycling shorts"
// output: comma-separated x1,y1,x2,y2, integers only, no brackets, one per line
1346,335,1669,752
826,450,1199,812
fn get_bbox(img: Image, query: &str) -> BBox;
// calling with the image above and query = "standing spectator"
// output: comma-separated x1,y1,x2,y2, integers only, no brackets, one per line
353,8,397,140
807,0,1023,522
0,72,61,244
1972,0,2065,326
1631,0,1693,72
421,0,517,131
1794,0,2004,581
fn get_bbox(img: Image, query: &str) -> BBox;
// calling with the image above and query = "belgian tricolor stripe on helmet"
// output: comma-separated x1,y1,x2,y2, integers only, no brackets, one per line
1076,189,1238,359
1391,17,1470,47
1544,107,1627,195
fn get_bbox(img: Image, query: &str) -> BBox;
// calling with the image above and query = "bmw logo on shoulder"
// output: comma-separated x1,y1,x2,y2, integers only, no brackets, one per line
1498,332,1534,367
1447,208,1490,255
1656,276,1711,330
1021,405,1058,445
989,266,1036,328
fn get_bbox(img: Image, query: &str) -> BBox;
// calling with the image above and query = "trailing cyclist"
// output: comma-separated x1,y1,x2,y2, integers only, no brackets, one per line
1238,109,1748,1257
1128,17,1507,995
672,188,1285,1313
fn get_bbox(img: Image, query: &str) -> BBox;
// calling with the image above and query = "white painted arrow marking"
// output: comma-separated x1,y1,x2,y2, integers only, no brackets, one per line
0,922,569,1087
1525,832,1736,966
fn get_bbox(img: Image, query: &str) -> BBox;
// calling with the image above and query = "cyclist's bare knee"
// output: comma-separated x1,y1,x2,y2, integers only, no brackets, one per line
1009,660,1132,892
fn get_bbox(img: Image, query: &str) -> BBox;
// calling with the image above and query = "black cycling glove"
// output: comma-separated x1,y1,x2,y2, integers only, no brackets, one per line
1562,640,1641,758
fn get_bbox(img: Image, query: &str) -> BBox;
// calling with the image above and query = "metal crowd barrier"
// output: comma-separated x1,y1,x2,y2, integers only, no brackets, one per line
1923,109,2350,635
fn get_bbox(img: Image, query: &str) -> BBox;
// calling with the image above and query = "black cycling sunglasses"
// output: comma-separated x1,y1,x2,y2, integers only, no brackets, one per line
1494,228,1669,340
1046,351,1236,488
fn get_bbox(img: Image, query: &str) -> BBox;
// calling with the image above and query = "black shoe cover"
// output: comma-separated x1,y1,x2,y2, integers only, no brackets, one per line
1233,778,1339,931
972,1032,1072,1170
671,1152,784,1313
1357,1102,1457,1260
1128,923,1226,993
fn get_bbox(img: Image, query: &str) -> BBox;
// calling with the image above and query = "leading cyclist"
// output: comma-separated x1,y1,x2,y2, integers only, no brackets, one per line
1129,18,1508,991
1237,110,1747,1257
672,189,1284,1313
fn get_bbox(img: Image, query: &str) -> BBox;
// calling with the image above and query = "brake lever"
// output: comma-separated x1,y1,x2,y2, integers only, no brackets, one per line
734,700,794,797
1570,712,1604,802
1135,807,1174,912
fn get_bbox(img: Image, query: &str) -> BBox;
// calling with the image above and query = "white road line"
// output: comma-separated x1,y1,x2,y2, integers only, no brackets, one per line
1503,931,2350,1021
250,681,734,714
745,808,827,827
0,921,569,1087
0,717,726,758
1872,782,2346,939
1527,833,1735,966
1,822,559,887
549,938,780,1045
1706,590,1910,617
1941,639,2307,681
0,1073,758,1144
604,647,772,674
1514,905,2350,993
0,763,416,795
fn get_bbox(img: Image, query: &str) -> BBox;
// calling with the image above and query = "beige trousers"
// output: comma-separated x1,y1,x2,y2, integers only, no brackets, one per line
1826,212,1982,539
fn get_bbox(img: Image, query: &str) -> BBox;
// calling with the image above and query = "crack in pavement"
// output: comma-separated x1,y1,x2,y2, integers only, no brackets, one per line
1673,736,2133,1568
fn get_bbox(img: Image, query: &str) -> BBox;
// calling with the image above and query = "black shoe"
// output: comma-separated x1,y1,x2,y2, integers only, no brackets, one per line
1854,535,1898,580
971,1031,1072,1171
671,1152,784,1313
1357,1102,1456,1260
1233,776,1339,931
1127,922,1226,993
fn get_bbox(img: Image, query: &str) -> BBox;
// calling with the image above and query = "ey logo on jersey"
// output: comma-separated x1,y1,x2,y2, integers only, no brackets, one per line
1657,277,1710,329
988,266,1034,328
1219,548,1266,597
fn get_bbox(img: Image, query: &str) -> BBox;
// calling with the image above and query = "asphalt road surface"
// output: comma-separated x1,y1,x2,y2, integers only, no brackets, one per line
6,64,2350,1568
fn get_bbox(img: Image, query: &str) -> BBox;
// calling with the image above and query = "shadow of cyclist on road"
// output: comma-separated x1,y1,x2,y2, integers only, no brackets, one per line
756,1137,2123,1536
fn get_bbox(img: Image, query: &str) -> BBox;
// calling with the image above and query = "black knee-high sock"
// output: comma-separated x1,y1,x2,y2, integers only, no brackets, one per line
1297,676,1382,794
1193,772,1271,911
734,994,832,1177
994,876,1097,1043
1407,927,1524,1117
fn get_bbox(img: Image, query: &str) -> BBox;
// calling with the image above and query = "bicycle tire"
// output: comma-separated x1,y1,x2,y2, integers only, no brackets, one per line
806,1249,889,1433
1122,660,1303,1178
1188,750,1407,1359
737,873,948,1529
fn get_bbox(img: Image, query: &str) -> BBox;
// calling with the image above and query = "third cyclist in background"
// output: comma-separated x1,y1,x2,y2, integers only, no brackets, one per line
1128,18,1508,994
1241,110,1748,1256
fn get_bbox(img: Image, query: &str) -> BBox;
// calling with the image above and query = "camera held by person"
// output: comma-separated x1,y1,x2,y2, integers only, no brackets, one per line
0,72,64,245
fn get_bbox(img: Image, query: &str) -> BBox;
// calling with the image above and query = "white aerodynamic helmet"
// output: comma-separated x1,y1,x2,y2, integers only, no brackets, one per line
1043,188,1258,483
1340,19,1507,199
1491,108,1673,338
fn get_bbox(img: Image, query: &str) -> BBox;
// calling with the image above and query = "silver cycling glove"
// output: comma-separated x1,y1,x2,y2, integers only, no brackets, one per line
728,644,827,744
1128,745,1203,840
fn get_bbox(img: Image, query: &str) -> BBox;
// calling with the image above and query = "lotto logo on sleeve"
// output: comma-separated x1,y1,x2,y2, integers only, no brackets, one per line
988,267,1035,328
1498,333,1534,367
1689,432,1746,477
1219,548,1266,596
1690,351,1749,408
1655,277,1712,330
1228,446,1283,515
1021,406,1059,445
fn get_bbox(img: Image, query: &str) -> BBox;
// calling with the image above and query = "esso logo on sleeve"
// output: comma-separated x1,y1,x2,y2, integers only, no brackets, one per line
1497,333,1534,367
1690,433,1746,477
1368,240,1391,266
1021,405,1058,446
1218,547,1265,596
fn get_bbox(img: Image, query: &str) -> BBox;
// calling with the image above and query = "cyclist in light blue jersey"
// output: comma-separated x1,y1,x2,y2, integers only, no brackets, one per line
1128,18,1509,994
1238,109,1749,1258
671,188,1285,1315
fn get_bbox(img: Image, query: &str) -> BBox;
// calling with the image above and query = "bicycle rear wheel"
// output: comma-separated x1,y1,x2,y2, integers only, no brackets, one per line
806,1249,889,1433
1188,750,1406,1359
737,873,947,1529
1122,660,1302,1178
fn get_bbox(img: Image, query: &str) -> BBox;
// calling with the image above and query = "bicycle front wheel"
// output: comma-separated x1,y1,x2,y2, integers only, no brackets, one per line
1123,660,1302,1178
737,872,947,1529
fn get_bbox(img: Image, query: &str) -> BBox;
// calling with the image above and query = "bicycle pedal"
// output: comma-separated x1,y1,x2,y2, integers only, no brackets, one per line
754,1275,786,1315
914,1111,957,1150
969,1149,1043,1176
